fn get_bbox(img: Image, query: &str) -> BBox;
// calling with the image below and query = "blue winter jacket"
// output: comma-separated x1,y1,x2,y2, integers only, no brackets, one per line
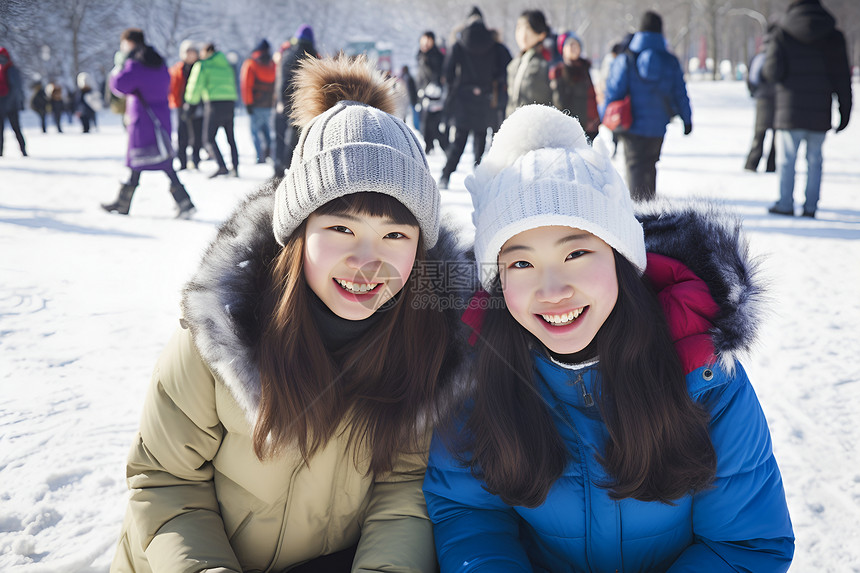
602,32,692,137
424,208,794,572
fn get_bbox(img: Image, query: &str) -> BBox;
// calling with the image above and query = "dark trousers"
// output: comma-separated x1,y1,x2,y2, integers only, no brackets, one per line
203,100,238,170
421,109,447,153
126,167,190,206
36,111,47,133
177,112,203,168
620,133,664,201
0,109,27,155
442,126,487,178
51,106,63,132
745,127,776,172
274,112,299,177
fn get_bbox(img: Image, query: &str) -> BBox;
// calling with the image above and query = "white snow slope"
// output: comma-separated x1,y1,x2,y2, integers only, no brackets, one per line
1,80,859,572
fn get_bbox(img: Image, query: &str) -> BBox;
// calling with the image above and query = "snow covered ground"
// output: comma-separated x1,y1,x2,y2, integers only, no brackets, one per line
1,80,859,572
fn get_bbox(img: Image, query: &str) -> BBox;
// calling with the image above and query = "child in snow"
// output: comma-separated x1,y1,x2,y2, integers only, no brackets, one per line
111,55,468,572
423,104,794,571
549,32,600,142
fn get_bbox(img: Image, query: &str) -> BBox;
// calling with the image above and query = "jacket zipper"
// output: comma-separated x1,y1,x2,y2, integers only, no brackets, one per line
573,373,595,407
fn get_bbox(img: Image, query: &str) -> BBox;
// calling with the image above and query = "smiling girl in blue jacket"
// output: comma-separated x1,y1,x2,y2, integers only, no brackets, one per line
423,104,794,572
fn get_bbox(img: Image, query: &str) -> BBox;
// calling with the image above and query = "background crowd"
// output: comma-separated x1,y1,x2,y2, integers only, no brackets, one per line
1,0,853,216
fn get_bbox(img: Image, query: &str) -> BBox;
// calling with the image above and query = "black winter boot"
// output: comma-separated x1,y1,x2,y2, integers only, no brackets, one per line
169,183,196,219
101,183,137,215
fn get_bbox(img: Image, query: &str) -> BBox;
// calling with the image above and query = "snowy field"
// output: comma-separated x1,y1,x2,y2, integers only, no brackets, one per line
1,80,859,572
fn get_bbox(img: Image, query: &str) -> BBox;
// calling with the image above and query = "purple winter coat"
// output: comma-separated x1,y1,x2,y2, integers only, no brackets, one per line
110,45,172,171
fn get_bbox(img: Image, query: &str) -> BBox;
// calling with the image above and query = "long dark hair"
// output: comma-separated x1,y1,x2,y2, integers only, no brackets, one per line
461,250,716,507
255,193,450,475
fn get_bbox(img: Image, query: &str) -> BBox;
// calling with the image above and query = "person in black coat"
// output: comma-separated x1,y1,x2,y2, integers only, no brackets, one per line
416,31,447,154
439,6,503,188
273,25,318,179
763,0,851,218
744,30,776,173
0,46,27,157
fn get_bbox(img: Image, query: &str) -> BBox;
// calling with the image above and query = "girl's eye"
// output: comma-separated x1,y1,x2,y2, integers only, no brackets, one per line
328,225,354,235
566,250,589,260
510,260,533,269
383,231,409,239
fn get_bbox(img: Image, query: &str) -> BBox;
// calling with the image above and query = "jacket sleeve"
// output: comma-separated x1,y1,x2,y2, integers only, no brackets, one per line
124,326,242,572
762,31,784,85
184,61,204,105
353,444,437,572
239,59,254,106
600,55,629,118
827,32,852,127
667,363,794,572
110,59,138,97
423,437,532,572
671,57,692,126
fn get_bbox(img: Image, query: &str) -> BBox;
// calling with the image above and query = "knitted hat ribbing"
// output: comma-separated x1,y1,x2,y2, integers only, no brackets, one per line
468,105,646,291
272,57,440,248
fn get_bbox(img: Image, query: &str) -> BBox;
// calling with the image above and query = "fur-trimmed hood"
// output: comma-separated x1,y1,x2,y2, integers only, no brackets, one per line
181,179,471,424
638,204,766,373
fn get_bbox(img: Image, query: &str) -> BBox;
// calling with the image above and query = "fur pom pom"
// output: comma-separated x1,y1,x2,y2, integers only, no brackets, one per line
290,54,398,128
473,104,589,190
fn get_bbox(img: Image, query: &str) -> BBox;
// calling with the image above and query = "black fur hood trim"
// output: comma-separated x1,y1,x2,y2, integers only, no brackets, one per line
180,179,471,424
638,203,767,372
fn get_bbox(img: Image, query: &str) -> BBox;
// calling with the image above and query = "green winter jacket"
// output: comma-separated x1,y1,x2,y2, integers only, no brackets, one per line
185,51,238,104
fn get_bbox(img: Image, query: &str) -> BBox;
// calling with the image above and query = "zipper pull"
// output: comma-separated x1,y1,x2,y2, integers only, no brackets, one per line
575,373,594,407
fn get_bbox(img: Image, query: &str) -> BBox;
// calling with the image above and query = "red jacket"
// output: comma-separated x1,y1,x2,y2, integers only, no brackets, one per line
168,61,186,109
240,52,276,107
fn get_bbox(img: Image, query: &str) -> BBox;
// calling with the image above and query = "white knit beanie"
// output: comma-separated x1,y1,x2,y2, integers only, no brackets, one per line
272,58,440,248
468,104,646,291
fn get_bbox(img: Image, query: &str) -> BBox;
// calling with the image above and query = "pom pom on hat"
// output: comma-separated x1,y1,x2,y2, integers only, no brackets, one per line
467,105,646,290
272,55,440,248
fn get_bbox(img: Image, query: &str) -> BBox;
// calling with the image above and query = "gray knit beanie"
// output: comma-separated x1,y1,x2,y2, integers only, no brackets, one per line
272,57,440,248
468,104,646,291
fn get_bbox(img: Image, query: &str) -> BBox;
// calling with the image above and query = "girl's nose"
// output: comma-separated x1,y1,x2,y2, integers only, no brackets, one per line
536,269,574,303
346,241,383,271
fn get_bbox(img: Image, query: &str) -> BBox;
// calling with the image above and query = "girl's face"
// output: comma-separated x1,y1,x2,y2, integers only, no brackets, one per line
563,40,581,63
515,17,546,52
498,226,618,355
303,211,420,321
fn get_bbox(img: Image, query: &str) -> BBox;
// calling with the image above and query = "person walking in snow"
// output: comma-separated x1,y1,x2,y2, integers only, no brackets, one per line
240,38,276,164
0,46,27,157
550,31,600,142
439,6,503,189
101,28,195,219
743,30,777,173
416,31,447,154
185,42,240,178
168,40,202,171
109,55,468,573
764,0,852,218
505,9,553,119
423,103,795,572
273,24,318,179
73,72,101,134
29,80,49,134
602,11,692,202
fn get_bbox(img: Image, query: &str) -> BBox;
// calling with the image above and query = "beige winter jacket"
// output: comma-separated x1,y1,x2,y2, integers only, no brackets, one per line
110,183,468,573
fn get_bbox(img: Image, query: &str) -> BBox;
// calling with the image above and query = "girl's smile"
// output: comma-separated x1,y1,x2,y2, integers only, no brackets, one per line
304,211,420,320
498,226,618,355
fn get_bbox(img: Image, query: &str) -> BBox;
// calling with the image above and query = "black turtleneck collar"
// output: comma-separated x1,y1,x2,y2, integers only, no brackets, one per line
307,288,394,352
546,339,598,366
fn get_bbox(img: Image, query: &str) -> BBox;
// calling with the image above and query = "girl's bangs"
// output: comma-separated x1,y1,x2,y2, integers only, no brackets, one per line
314,192,418,227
